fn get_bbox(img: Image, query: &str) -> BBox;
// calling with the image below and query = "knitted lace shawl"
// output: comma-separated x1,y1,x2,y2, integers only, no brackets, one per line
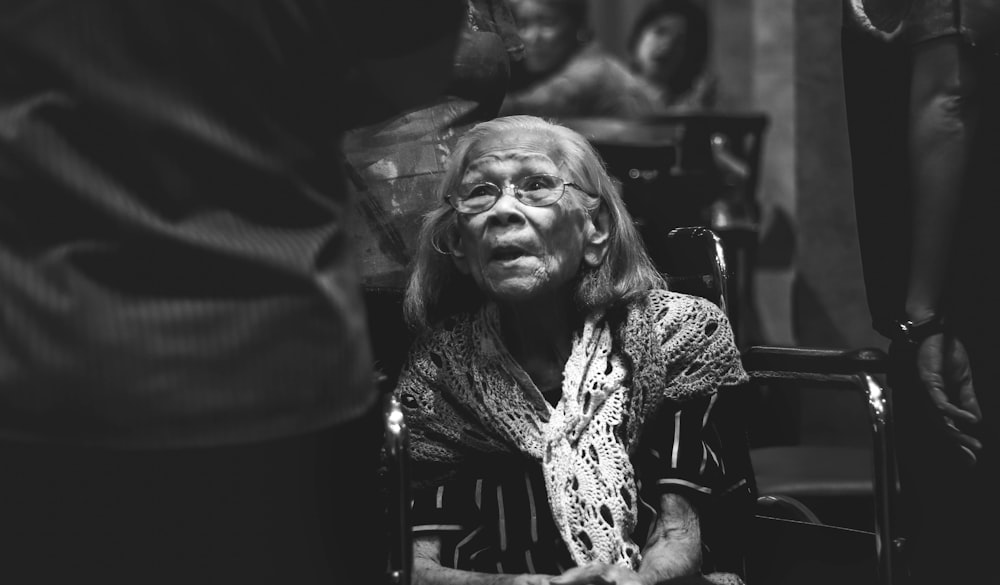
395,289,749,570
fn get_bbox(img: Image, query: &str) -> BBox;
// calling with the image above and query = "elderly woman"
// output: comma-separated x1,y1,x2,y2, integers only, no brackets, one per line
394,115,750,585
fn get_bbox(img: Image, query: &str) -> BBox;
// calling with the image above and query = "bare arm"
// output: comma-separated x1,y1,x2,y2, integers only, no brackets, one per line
905,36,978,325
905,35,983,461
413,534,554,585
636,493,703,583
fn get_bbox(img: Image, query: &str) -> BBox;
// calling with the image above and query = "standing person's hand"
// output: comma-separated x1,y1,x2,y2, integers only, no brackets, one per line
914,332,983,465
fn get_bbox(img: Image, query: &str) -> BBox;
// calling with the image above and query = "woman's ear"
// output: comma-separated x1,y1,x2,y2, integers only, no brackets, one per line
583,204,611,267
446,230,471,274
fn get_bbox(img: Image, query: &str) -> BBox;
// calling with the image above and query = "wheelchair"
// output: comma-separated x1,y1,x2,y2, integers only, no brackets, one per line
374,226,901,585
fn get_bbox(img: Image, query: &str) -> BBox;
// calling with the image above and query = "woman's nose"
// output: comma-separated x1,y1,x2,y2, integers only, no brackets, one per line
485,185,526,225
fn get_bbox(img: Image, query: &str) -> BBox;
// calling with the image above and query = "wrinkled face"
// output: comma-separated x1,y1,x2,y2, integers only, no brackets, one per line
448,128,602,304
634,13,688,81
513,0,580,75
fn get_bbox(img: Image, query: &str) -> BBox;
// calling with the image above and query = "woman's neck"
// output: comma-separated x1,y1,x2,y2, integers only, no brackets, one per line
497,294,579,383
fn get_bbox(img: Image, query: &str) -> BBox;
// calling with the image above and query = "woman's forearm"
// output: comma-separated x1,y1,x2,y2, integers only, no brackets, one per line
413,536,548,585
636,493,703,584
414,559,522,585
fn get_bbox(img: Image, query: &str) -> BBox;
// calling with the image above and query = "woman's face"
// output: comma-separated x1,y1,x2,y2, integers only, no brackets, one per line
449,128,598,304
513,0,580,76
634,13,688,82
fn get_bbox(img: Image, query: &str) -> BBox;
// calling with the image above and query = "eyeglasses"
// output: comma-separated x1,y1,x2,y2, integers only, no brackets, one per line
446,174,595,215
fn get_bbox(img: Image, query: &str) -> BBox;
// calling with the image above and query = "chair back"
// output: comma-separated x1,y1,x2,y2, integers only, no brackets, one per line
660,226,730,315
660,226,757,579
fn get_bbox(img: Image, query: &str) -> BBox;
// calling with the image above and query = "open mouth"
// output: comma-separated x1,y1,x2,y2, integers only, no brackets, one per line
490,245,529,262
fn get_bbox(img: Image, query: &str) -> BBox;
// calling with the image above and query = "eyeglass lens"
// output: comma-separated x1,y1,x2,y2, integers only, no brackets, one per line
455,174,565,213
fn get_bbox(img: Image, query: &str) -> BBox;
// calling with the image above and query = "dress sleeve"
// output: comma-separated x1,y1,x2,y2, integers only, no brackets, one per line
633,394,727,501
411,476,482,536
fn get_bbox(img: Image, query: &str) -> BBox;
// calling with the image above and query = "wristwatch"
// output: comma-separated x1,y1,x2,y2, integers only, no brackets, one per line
876,314,946,346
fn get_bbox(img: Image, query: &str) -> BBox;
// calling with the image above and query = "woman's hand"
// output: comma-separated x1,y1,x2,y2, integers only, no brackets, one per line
549,563,645,585
511,575,557,585
915,332,982,465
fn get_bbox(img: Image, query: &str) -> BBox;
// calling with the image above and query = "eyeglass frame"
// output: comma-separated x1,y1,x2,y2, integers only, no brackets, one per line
444,173,599,215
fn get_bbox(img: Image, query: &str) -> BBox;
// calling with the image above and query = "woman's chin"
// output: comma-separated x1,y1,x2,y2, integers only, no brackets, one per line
483,276,555,304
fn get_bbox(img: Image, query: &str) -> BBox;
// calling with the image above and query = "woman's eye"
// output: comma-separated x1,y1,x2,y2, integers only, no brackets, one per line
522,176,557,191
467,185,495,199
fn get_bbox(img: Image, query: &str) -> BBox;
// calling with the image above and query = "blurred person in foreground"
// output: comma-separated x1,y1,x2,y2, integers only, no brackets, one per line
0,1,464,584
499,0,664,119
342,0,525,389
394,115,752,585
344,0,525,291
843,1,1000,583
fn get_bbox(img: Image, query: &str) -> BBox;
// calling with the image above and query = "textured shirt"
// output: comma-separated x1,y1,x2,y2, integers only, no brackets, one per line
0,0,461,448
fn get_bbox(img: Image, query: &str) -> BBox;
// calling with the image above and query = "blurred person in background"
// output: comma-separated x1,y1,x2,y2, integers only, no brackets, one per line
0,1,464,583
499,0,664,119
626,0,717,113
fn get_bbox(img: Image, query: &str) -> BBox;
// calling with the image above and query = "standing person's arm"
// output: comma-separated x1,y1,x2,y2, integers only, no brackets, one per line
905,36,982,462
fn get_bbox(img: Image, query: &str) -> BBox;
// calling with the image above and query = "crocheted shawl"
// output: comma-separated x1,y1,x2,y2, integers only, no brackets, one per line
395,289,748,570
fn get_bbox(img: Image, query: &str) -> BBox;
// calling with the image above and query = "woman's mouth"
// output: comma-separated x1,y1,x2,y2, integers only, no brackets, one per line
490,245,529,262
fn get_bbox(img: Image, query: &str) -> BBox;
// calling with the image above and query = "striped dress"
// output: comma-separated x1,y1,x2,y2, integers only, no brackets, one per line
411,392,751,575
398,289,753,575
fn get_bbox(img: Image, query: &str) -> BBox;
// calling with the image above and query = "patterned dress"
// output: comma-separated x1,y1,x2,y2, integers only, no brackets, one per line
395,289,750,580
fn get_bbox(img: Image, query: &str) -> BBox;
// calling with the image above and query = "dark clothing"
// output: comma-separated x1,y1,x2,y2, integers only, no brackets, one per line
846,0,1000,51
411,395,751,576
0,401,387,585
0,0,460,448
0,2,463,583
842,22,1000,585
344,0,524,290
903,0,1000,49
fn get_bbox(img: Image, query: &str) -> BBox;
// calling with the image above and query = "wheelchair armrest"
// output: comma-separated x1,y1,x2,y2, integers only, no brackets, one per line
383,394,412,585
741,344,898,585
742,345,887,376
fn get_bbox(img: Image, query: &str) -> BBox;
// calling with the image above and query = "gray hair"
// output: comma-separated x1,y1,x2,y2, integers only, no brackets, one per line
403,115,665,330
